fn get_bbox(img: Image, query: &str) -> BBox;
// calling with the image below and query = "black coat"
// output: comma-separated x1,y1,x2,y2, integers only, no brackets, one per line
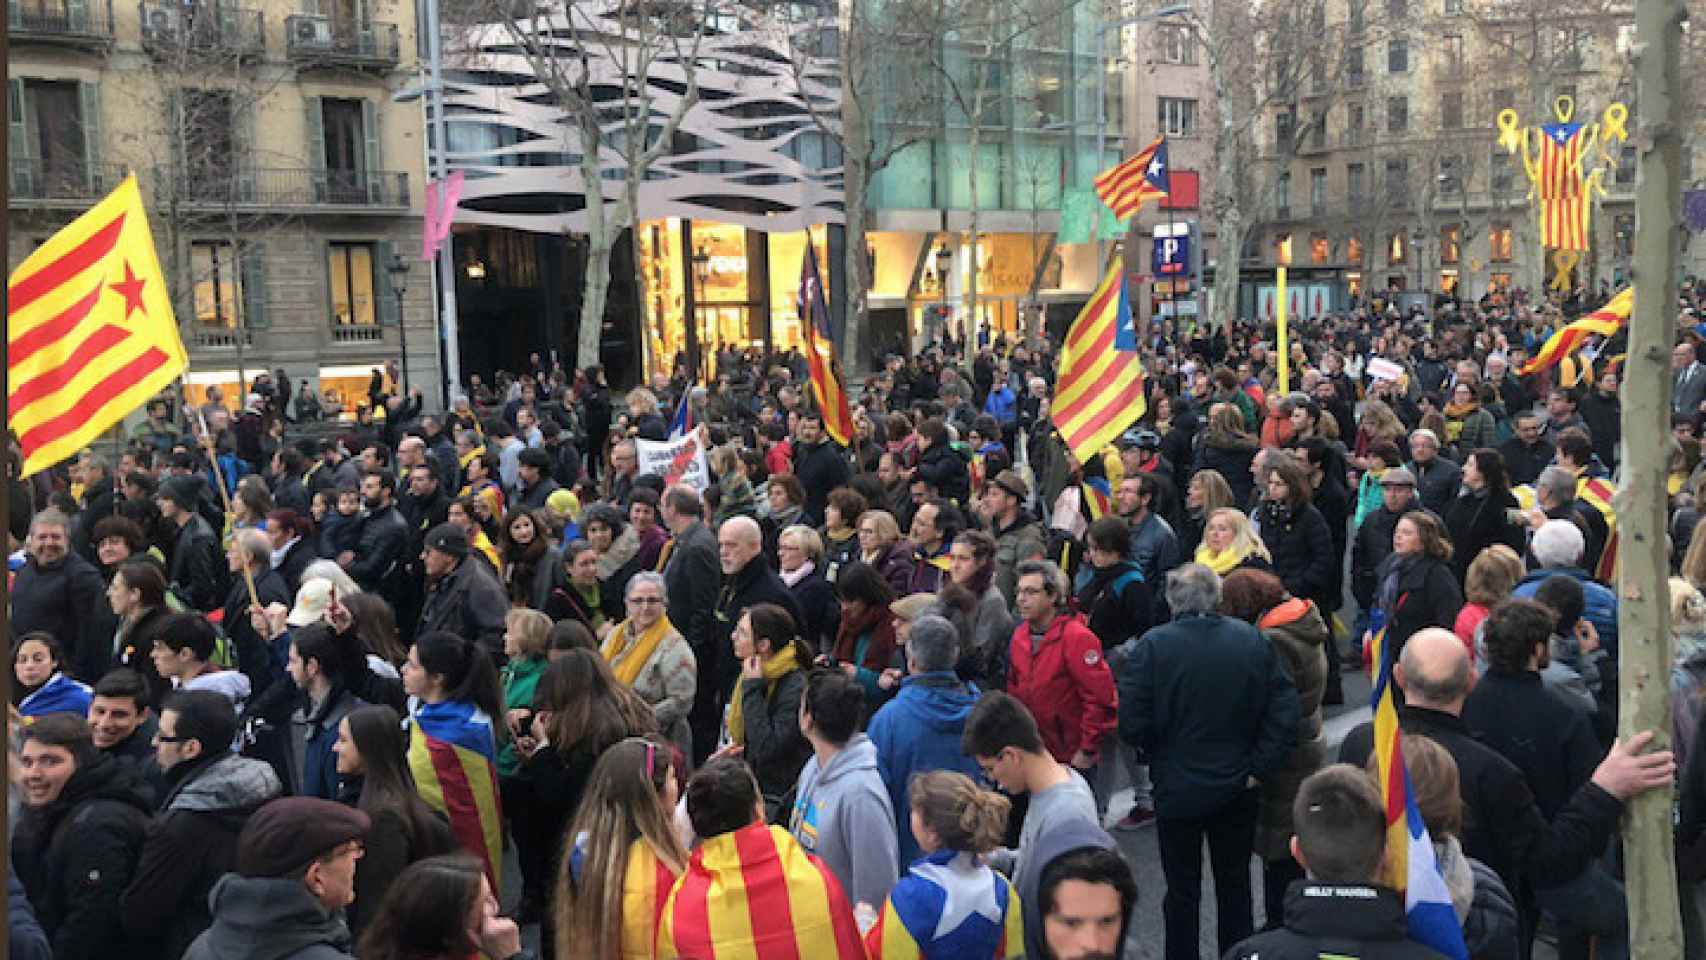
1225,883,1448,960
1340,705,1622,893
739,666,811,821
662,520,722,652
11,754,154,960
417,557,509,658
346,806,454,938
1074,560,1154,651
786,567,841,661
1351,503,1415,610
792,439,851,526
1407,457,1463,515
272,474,312,517
273,535,318,599
1118,612,1300,819
1376,554,1463,667
713,557,807,694
12,551,112,683
168,515,225,613
222,568,292,703
1197,434,1261,508
1462,670,1602,821
914,442,971,506
1442,488,1524,583
346,504,408,600
1311,478,1351,612
109,606,175,709
1257,501,1337,609
1497,437,1555,488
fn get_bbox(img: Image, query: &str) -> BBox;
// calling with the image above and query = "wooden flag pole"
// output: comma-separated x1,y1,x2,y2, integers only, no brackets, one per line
192,400,260,611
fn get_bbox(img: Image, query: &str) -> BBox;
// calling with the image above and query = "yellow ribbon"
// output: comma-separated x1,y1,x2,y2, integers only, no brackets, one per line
1550,250,1581,291
1601,102,1629,144
1497,108,1523,154
1553,94,1576,124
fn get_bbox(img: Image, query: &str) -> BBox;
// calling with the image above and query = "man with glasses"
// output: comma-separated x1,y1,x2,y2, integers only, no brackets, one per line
122,691,282,960
185,796,371,960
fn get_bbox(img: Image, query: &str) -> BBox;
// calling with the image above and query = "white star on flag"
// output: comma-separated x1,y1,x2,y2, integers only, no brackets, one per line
912,854,1004,940
1149,158,1164,177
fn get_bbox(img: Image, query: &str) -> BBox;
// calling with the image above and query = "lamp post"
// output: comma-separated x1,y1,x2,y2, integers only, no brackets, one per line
387,254,411,396
934,241,953,343
690,244,710,380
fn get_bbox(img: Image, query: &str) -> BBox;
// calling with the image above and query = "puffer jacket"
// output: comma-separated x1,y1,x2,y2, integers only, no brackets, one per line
1257,500,1336,609
1253,598,1329,861
1197,433,1261,507
122,754,283,960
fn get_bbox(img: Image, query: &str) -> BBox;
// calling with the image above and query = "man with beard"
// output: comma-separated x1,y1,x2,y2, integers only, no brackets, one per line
12,510,111,682
342,470,407,607
984,470,1046,605
792,411,851,526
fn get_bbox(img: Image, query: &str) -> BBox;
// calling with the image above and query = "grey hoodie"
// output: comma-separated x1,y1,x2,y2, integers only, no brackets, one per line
1016,817,1122,960
788,734,900,909
183,875,353,960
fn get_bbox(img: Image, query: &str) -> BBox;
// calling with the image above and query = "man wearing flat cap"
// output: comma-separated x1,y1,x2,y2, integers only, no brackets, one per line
415,522,509,661
184,797,369,960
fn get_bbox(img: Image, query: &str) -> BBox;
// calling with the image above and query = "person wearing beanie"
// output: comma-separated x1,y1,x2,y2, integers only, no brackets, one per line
155,475,225,612
183,797,370,960
416,523,509,660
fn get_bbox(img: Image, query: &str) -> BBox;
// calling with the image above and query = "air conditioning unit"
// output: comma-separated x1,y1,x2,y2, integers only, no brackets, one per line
295,14,331,46
144,5,179,41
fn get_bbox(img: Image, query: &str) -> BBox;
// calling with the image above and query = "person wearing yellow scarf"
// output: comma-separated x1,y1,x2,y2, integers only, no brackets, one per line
1193,507,1273,576
602,573,698,756
603,613,677,687
726,641,800,746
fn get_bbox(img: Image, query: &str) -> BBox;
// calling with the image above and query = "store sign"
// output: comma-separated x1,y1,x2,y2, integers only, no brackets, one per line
1152,234,1190,276
635,434,709,490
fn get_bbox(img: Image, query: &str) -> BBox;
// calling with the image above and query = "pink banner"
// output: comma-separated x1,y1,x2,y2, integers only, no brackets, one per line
421,171,465,260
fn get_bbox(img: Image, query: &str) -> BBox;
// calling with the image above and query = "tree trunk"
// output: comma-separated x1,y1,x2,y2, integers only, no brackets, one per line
576,117,611,372
1214,212,1245,332
839,0,871,373
1620,0,1685,953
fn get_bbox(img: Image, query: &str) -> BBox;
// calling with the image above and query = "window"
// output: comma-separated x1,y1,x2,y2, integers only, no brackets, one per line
1348,235,1365,264
1311,233,1330,264
1554,27,1582,71
1348,162,1366,200
1311,167,1327,210
1617,144,1637,185
1442,91,1464,129
1388,231,1407,265
1439,154,1464,194
1490,223,1513,262
192,241,243,329
328,242,378,326
1387,0,1405,17
1491,151,1514,193
1349,0,1365,35
1346,102,1365,144
1388,37,1408,73
1158,24,1195,65
1309,111,1326,149
1347,46,1365,87
1493,87,1515,112
1276,171,1291,214
182,89,236,185
1276,111,1296,150
1387,95,1408,132
1275,233,1294,264
1310,56,1328,95
1444,0,1461,12
1159,97,1198,137
14,79,93,195
1441,225,1461,263
1384,157,1408,201
1686,146,1696,184
310,96,379,202
1614,214,1635,258
1442,34,1464,76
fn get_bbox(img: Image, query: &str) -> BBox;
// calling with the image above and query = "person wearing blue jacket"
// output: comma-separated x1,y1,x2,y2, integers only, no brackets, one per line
284,624,365,799
867,614,983,866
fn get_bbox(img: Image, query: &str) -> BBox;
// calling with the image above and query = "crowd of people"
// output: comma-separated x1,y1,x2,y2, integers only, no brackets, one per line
10,284,1706,960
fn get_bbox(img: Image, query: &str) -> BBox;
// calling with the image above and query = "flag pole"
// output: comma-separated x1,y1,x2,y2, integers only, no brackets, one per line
193,401,260,611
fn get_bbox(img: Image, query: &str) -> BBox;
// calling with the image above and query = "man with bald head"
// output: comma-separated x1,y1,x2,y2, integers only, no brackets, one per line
708,515,805,762
1340,628,1672,953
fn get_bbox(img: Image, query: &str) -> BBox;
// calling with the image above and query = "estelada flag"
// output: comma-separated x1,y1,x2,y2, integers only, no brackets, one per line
1093,136,1170,221
1052,262,1146,463
799,242,856,447
407,698,504,895
9,174,187,477
1520,287,1633,376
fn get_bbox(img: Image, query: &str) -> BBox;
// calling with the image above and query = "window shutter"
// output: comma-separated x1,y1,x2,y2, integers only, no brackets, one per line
78,81,102,189
375,240,398,325
9,78,33,196
241,243,269,329
306,96,326,201
236,97,257,201
361,98,381,202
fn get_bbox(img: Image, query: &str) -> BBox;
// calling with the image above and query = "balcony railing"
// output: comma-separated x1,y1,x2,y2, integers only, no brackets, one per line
9,160,130,204
190,328,253,349
155,165,410,209
285,15,399,68
333,325,385,343
9,0,114,46
139,1,264,58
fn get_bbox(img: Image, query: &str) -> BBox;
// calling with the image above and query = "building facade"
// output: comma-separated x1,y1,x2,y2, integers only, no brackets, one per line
8,0,435,414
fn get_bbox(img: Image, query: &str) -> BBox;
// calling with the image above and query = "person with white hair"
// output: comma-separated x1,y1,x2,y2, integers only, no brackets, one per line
1404,428,1463,513
1513,518,1620,657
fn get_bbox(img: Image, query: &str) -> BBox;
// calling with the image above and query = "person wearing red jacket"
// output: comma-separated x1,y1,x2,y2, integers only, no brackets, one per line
1006,559,1118,805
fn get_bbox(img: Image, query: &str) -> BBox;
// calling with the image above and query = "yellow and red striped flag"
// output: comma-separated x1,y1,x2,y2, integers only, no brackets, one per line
408,699,504,896
1520,287,1633,376
1051,263,1146,463
799,242,856,447
656,822,864,959
1093,136,1170,221
1536,121,1591,250
9,174,187,477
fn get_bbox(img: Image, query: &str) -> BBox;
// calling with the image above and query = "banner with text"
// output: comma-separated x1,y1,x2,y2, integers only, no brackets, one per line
635,434,709,490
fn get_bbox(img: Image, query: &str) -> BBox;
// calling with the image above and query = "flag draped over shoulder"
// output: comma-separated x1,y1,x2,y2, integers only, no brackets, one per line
1093,136,1170,221
799,243,856,447
1052,264,1147,463
656,822,864,959
8,174,188,478
1367,614,1470,960
1520,287,1632,375
568,833,678,959
408,699,504,894
864,850,1024,960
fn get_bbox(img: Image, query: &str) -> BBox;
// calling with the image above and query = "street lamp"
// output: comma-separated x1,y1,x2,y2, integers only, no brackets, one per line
387,254,411,396
934,241,953,340
690,243,710,378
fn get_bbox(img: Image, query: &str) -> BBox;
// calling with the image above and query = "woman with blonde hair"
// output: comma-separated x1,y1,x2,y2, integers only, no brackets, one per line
1454,545,1524,659
1179,470,1236,558
857,509,915,596
558,736,688,960
863,771,1022,958
1352,399,1407,471
1194,507,1273,576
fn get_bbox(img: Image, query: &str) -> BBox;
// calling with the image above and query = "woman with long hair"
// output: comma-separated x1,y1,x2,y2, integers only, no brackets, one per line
402,630,509,894
1179,469,1236,558
582,503,644,612
601,573,696,759
1368,512,1463,671
1257,452,1336,611
821,487,867,583
724,602,811,820
497,607,553,919
864,771,1020,958
513,650,655,947
559,736,689,960
334,704,455,936
1353,399,1408,472
1443,448,1524,583
1195,506,1274,577
499,508,552,607
105,558,174,706
356,854,522,960
545,540,617,637
334,591,407,711
1196,401,1261,507
829,561,898,709
946,529,1015,691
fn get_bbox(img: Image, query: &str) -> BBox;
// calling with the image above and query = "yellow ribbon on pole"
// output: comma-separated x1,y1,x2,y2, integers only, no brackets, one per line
1276,266,1290,394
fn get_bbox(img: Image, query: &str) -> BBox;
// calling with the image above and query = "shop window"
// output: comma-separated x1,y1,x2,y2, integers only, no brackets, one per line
328,242,377,326
1490,223,1513,262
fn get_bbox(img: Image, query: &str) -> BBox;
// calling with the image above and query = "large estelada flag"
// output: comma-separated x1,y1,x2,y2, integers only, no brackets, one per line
1052,263,1146,463
1367,614,1471,960
799,242,856,447
1521,286,1633,375
407,698,504,895
9,174,187,477
1093,136,1170,221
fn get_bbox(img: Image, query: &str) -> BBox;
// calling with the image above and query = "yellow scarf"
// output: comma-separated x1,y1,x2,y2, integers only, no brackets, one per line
1195,542,1250,576
726,643,800,747
602,615,677,688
